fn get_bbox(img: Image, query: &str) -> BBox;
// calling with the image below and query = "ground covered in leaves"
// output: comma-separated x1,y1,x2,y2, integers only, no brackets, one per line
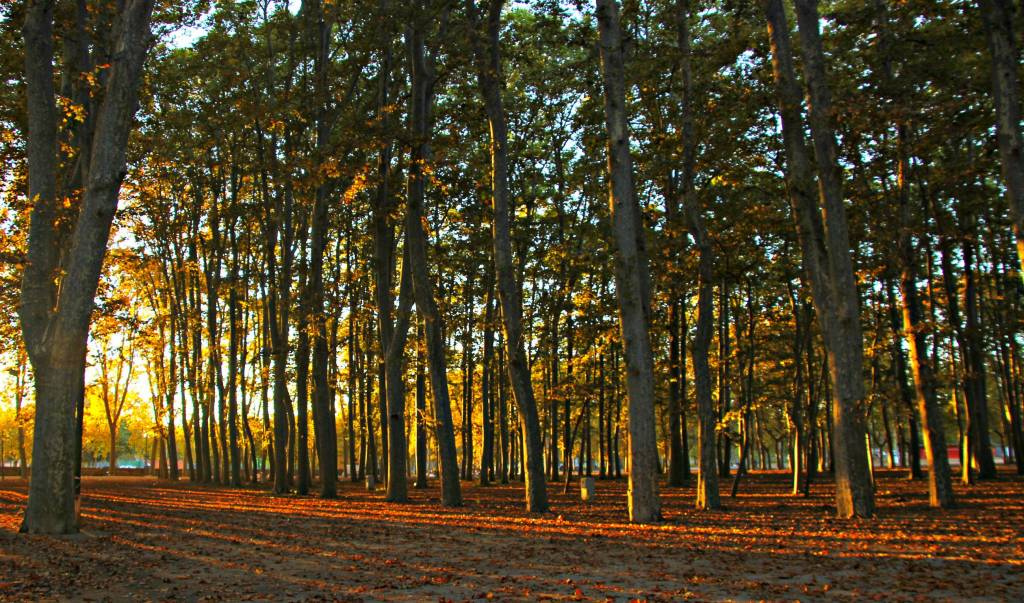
1,469,1022,602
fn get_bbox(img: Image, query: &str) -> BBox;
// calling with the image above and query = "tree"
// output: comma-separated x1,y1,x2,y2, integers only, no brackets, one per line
465,0,548,513
764,0,874,518
405,0,462,507
19,0,155,534
981,0,1024,279
595,0,661,523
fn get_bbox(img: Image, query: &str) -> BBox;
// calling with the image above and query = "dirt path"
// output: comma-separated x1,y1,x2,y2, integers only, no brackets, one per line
1,470,1021,601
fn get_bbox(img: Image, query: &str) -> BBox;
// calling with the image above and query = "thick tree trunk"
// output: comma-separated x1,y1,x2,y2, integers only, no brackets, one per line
19,0,154,534
766,0,874,518
981,0,1024,277
596,0,661,523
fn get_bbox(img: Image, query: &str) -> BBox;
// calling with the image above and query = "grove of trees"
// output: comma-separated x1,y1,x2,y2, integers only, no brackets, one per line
2,0,1023,534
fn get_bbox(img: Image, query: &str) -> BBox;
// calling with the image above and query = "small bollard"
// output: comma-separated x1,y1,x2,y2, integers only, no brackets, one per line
580,477,595,502
365,474,377,491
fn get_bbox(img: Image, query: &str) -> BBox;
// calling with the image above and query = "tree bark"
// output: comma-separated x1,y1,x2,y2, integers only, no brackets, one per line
480,280,496,485
19,0,155,534
766,0,874,518
405,7,462,506
466,0,549,512
595,0,661,523
307,0,339,499
981,0,1024,278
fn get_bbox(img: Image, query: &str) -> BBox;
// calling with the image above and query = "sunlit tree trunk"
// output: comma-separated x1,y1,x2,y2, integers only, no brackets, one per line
869,0,947,497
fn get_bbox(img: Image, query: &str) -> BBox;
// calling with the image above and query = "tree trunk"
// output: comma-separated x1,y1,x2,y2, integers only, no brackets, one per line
466,0,548,512
498,333,510,484
981,0,1024,277
480,281,496,485
271,184,296,494
892,150,954,507
962,225,998,478
347,237,359,482
596,0,661,523
383,250,414,501
416,318,429,488
766,0,874,518
405,7,461,506
295,227,312,495
19,0,154,534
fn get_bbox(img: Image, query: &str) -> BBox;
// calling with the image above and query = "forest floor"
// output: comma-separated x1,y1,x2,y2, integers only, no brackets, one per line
0,469,1022,602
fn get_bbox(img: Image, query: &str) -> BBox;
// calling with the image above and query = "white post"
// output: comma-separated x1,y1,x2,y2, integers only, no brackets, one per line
580,477,595,502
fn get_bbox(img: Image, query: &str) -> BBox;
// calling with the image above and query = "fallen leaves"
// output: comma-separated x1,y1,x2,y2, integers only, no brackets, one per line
0,470,1021,601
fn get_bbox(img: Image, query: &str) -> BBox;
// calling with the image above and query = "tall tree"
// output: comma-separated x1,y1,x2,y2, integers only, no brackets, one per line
764,0,874,518
981,0,1024,278
595,0,661,523
19,0,155,534
405,0,462,507
465,0,548,513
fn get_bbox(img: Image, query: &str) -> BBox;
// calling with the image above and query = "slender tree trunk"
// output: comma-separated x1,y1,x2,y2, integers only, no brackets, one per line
717,281,732,478
886,280,923,478
498,333,510,484
981,0,1024,277
888,122,954,505
962,225,998,478
271,184,296,494
480,281,496,485
295,228,312,495
415,318,429,488
405,7,461,507
347,238,359,482
465,0,548,512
